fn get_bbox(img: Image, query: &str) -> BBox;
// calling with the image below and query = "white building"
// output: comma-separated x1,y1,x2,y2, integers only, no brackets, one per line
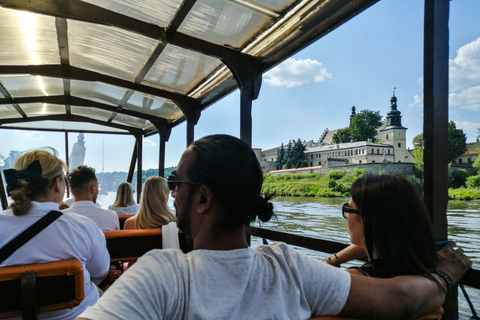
259,92,413,170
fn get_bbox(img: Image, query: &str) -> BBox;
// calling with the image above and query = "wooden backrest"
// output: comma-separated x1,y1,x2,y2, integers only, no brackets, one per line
117,214,134,229
104,228,193,261
0,259,84,320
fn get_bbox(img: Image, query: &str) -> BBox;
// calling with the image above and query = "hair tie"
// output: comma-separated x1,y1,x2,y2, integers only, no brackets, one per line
3,160,48,196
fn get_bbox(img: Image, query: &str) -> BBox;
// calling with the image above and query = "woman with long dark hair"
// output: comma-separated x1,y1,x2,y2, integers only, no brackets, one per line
325,173,443,320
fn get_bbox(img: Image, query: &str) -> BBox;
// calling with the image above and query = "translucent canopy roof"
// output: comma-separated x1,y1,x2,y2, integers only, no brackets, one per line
0,0,379,136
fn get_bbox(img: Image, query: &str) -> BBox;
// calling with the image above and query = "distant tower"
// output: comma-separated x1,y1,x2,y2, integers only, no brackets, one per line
69,133,86,171
378,89,411,163
349,105,356,123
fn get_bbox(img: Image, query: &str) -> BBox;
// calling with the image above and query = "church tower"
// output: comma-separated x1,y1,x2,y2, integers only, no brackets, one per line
378,90,412,162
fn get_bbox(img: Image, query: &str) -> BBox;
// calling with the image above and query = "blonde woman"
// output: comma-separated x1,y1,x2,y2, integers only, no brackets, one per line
108,182,139,215
0,148,110,320
124,176,175,229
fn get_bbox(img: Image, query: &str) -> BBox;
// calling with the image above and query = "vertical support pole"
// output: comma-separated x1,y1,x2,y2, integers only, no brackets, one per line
127,143,138,183
64,131,70,198
158,133,166,177
423,0,456,316
135,134,143,203
186,120,195,147
0,170,8,210
65,131,69,170
240,89,253,147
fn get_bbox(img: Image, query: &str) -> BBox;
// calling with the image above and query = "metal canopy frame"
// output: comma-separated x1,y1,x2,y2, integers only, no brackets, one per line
0,0,469,315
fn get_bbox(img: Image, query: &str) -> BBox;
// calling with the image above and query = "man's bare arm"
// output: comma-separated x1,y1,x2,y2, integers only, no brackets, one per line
339,241,472,320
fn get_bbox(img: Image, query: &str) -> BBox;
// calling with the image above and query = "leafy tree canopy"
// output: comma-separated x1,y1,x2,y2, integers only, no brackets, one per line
447,121,467,164
332,128,351,144
411,121,467,172
349,110,382,142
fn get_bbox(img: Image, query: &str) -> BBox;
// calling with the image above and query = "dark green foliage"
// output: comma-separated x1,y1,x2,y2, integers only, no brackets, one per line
276,143,287,169
332,128,351,144
96,166,175,191
349,110,382,142
328,170,346,180
466,175,480,189
449,168,469,188
285,159,293,169
448,121,467,164
448,188,480,200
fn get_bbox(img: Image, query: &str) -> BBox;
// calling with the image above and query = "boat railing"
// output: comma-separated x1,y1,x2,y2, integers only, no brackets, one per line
249,226,480,290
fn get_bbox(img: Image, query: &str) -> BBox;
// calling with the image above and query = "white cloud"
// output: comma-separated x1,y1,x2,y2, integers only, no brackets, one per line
449,84,480,108
454,120,480,132
264,58,332,88
143,139,157,147
409,94,423,107
449,37,480,92
23,131,44,140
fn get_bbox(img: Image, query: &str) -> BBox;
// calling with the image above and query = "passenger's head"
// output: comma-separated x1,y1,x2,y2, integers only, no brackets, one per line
135,176,175,229
348,173,436,276
5,148,67,216
172,134,274,236
68,166,99,202
113,182,135,207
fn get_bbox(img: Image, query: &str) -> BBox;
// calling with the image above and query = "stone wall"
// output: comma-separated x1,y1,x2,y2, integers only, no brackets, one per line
268,162,415,176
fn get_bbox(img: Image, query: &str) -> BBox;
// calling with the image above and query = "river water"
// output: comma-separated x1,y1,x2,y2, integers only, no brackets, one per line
97,193,480,317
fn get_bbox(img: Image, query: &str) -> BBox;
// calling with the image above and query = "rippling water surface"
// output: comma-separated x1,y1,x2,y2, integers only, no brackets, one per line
97,194,480,317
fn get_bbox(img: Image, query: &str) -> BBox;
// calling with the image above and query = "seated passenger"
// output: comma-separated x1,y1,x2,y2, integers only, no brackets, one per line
78,135,471,320
108,182,139,215
325,173,444,320
0,148,110,320
123,177,175,229
63,166,119,231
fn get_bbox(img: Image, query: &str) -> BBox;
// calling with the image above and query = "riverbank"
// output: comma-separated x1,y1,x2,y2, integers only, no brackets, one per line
262,170,480,199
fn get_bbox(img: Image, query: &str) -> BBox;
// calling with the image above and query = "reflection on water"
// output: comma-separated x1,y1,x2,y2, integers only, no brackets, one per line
97,194,479,317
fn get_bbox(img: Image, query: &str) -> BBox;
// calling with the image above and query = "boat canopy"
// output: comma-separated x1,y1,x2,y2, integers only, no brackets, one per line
0,0,378,140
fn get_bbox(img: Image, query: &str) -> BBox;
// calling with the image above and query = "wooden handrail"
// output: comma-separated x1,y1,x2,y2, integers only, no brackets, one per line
249,226,480,290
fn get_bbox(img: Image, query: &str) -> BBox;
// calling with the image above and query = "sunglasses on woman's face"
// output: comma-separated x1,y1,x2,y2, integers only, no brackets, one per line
342,203,360,219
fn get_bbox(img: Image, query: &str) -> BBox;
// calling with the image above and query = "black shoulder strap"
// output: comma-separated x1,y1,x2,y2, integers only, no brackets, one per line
0,210,63,263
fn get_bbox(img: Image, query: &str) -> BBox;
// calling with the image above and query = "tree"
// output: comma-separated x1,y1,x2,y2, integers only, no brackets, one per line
447,121,467,164
275,143,287,169
412,122,467,174
332,128,351,144
411,134,424,172
290,139,307,167
349,110,382,142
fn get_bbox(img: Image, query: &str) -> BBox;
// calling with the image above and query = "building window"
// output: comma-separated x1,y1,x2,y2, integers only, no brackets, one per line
398,143,401,148
459,159,462,164
359,160,362,164
371,148,374,154
388,150,390,155
377,149,379,154
386,134,389,140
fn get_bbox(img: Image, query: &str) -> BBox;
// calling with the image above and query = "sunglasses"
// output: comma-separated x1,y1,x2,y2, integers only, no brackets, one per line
342,203,360,219
167,174,202,191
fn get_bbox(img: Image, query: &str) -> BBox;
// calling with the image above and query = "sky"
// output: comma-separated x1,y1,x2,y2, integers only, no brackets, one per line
1,0,479,173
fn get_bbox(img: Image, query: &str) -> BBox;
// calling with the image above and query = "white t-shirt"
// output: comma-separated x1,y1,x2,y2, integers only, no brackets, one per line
0,201,110,320
107,203,139,215
80,242,350,320
63,201,119,231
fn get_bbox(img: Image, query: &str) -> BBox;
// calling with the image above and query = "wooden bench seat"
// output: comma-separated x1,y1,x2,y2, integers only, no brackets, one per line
104,228,193,261
0,259,84,320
